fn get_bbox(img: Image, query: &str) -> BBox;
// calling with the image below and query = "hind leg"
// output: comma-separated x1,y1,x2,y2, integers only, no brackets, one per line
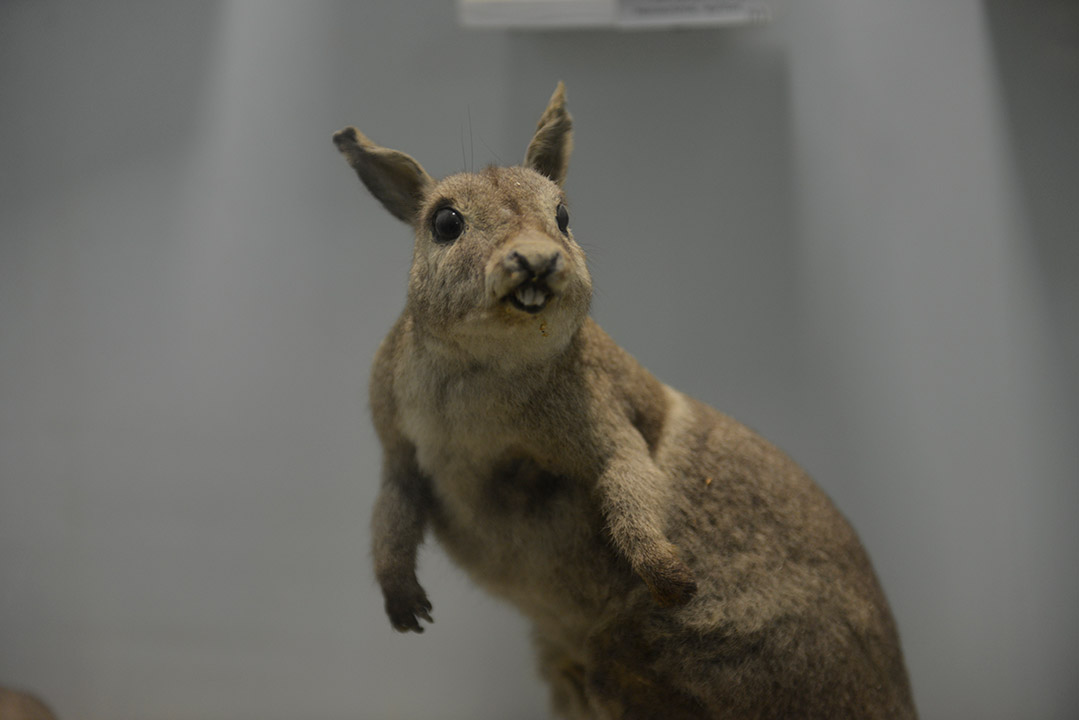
580,623,707,720
536,627,710,720
535,635,595,720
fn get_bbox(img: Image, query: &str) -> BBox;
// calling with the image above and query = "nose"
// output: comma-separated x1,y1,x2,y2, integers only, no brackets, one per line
508,247,563,280
486,234,572,305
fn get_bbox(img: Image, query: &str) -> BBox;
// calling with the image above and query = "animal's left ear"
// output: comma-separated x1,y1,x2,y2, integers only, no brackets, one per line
333,126,433,224
524,82,573,187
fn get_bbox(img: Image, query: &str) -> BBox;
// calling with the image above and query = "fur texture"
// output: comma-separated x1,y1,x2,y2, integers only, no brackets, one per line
333,83,916,719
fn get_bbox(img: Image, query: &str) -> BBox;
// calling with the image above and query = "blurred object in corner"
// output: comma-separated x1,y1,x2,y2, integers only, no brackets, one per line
0,688,58,720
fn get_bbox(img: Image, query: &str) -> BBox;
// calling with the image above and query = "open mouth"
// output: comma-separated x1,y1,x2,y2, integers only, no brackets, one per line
507,279,551,314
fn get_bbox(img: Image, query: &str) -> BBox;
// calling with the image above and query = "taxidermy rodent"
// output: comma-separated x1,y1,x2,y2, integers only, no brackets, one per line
333,84,917,719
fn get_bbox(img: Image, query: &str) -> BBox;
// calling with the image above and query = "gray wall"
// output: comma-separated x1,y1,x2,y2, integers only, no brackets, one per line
1,1,1076,718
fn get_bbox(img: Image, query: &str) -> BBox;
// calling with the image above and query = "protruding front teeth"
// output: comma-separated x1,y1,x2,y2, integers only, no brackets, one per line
514,284,548,309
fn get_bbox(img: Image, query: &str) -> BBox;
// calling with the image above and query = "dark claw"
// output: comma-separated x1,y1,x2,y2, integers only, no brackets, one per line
384,584,434,633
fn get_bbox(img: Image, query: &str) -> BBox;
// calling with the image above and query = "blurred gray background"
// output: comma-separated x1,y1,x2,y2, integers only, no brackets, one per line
1,1,1076,718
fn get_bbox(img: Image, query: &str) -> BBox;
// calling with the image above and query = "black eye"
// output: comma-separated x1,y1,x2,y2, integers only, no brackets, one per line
432,207,464,243
556,203,569,234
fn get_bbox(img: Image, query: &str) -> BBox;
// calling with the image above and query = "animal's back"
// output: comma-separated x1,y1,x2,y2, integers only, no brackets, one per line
622,392,917,718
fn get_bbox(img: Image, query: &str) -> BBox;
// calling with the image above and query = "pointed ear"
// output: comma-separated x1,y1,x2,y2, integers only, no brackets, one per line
524,82,573,187
333,126,434,224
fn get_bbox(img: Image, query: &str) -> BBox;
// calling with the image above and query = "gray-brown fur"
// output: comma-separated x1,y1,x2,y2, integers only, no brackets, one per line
333,83,916,719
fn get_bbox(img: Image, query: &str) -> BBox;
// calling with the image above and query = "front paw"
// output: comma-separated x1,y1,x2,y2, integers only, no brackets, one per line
383,581,433,633
642,555,698,608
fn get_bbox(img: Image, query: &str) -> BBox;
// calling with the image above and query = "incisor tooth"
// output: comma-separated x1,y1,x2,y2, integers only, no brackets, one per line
514,285,548,308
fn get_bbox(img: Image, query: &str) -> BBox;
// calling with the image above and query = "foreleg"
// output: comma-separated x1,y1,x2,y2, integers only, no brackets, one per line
371,442,434,632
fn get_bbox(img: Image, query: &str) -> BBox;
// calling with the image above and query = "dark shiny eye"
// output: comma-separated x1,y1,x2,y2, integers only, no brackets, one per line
432,207,464,243
556,203,569,234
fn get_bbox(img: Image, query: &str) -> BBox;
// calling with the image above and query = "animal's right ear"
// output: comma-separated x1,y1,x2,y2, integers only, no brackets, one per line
333,126,434,224
524,82,573,187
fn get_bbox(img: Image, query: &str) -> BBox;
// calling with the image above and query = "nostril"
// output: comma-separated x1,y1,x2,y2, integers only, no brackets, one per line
541,251,563,278
531,251,562,280
510,251,532,274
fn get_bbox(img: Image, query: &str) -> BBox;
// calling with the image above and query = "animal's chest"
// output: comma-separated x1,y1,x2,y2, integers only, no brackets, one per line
397,369,526,482
393,364,603,600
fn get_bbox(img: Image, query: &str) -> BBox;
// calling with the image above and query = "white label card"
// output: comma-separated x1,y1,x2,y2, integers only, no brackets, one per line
617,0,770,27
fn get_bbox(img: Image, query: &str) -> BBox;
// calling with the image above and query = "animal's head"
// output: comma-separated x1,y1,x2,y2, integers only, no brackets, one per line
334,83,592,363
